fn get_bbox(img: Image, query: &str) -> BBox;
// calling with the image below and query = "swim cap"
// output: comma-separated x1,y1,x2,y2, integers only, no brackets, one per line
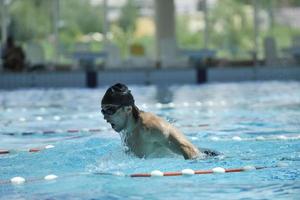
101,83,135,106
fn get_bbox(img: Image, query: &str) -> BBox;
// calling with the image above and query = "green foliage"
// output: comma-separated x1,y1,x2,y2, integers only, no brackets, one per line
111,0,139,58
110,24,134,57
118,0,138,32
2,0,300,62
209,0,254,59
60,0,103,37
177,0,256,59
134,35,156,57
176,15,203,49
58,0,104,54
176,0,300,60
9,0,52,41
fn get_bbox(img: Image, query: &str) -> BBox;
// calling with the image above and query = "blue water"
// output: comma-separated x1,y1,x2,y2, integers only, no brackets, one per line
0,81,300,199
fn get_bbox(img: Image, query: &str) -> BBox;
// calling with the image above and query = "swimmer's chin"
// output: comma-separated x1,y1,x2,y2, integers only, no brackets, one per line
111,124,123,132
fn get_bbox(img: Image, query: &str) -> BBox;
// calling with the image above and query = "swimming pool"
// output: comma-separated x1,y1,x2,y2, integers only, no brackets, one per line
0,81,299,199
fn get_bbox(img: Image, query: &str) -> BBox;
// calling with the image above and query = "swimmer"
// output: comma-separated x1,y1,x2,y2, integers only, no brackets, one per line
101,83,218,159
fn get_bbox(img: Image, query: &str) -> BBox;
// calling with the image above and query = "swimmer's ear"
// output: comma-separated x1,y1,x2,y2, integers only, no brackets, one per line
124,106,132,114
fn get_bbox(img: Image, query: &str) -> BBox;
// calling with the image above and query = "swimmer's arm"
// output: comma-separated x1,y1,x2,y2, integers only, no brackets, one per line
145,113,199,159
151,126,199,159
167,130,200,160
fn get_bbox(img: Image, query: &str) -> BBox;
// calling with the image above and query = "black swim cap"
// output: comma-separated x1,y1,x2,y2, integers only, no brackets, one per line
101,83,135,106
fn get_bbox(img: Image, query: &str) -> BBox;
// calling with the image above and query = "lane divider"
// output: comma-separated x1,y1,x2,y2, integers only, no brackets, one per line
36,135,87,143
0,145,55,155
2,101,228,113
0,125,210,137
207,134,300,142
130,166,264,177
2,101,228,122
1,172,88,185
1,128,106,136
0,135,87,155
0,165,272,186
1,127,298,143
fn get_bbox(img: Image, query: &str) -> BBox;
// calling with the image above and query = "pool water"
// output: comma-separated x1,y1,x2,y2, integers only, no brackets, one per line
0,81,300,199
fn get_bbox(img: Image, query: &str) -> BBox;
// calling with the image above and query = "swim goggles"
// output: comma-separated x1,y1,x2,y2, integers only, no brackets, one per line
101,105,122,115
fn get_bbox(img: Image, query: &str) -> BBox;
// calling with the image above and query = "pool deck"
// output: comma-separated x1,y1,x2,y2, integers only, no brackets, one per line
0,66,300,89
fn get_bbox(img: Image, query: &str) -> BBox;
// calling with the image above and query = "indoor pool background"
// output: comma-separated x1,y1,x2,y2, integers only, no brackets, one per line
0,81,299,200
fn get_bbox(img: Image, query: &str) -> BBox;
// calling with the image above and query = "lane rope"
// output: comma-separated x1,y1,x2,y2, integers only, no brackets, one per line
0,124,210,137
130,166,265,177
1,101,228,123
0,144,55,155
1,127,299,143
1,101,228,113
0,135,86,155
0,165,275,186
0,128,105,136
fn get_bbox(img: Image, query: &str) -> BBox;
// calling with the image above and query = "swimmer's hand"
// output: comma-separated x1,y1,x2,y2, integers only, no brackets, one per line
188,149,220,160
199,148,220,157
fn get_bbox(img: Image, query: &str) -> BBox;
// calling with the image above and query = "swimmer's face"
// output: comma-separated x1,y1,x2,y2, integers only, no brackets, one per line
101,104,128,132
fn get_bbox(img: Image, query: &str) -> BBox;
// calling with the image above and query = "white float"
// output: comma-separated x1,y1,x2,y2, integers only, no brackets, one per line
243,166,256,171
44,174,58,180
181,169,195,176
36,116,43,121
11,177,26,184
277,162,289,167
255,136,265,141
212,167,225,173
210,136,220,141
195,101,202,106
45,145,55,149
19,117,26,122
112,171,125,176
232,136,242,141
183,102,189,107
155,103,162,108
150,170,164,177
53,116,61,121
277,135,288,140
168,103,175,108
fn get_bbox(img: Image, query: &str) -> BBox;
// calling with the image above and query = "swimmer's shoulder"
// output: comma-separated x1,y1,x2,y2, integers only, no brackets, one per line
139,111,166,131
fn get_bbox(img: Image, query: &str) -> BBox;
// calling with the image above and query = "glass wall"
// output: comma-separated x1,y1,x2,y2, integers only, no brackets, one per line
1,0,300,69
1,0,55,69
175,0,300,63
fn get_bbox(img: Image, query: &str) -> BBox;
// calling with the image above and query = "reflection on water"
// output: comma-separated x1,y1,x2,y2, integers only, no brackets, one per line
155,85,173,104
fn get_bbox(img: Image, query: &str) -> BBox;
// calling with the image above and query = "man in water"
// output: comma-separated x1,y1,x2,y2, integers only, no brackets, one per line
101,83,217,159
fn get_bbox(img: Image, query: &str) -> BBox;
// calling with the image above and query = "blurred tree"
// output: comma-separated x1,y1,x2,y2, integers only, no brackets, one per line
60,0,104,38
176,0,256,59
111,0,139,57
118,0,138,32
238,0,300,7
111,24,134,57
9,0,52,41
288,0,300,6
5,0,104,43
176,15,203,50
209,0,254,59
3,0,299,63
57,0,104,57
